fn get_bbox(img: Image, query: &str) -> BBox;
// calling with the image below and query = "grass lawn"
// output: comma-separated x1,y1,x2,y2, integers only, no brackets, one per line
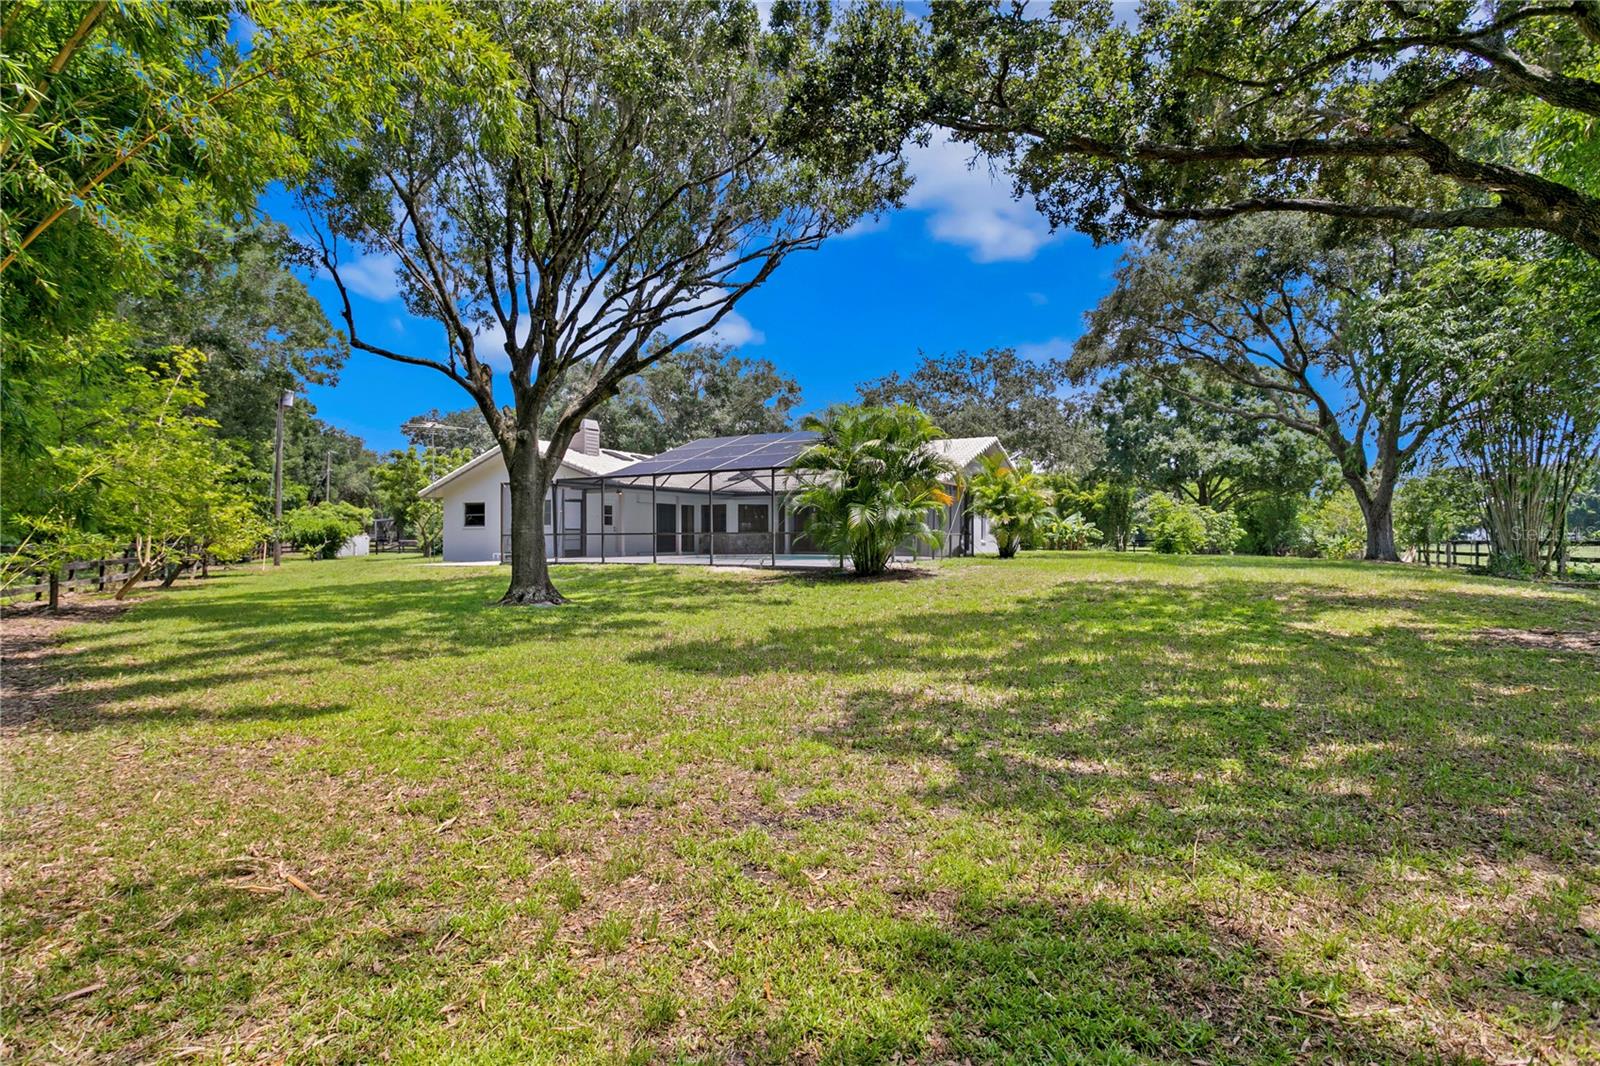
4,552,1598,1063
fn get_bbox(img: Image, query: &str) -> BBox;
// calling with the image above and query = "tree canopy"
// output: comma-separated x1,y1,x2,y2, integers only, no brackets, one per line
583,344,802,455
923,0,1600,257
856,347,1099,472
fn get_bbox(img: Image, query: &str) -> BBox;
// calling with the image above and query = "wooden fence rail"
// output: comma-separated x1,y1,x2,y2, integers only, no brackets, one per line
1,553,144,604
1415,539,1600,569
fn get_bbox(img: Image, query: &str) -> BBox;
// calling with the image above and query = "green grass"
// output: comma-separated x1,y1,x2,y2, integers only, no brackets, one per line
4,552,1598,1063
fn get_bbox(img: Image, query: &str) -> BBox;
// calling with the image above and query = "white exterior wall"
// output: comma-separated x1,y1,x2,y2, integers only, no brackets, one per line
435,458,786,563
437,458,507,562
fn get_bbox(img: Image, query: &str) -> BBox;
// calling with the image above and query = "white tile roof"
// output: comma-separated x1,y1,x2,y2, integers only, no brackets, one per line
418,442,648,498
926,436,1008,471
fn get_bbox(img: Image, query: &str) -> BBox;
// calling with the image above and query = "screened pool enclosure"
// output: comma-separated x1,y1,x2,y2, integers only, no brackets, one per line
540,431,979,569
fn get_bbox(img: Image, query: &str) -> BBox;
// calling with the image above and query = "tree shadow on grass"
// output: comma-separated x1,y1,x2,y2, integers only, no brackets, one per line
8,564,790,734
631,575,1599,867
710,894,1459,1064
625,573,1597,1058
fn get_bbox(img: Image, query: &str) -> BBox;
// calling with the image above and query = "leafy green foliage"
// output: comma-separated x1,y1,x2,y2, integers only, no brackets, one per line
1095,367,1330,510
1395,469,1483,554
1041,511,1103,551
857,348,1099,473
967,453,1052,559
921,1,1600,256
1142,494,1241,556
281,502,372,560
401,409,499,455
373,448,474,556
790,405,953,575
1049,478,1136,552
585,344,802,456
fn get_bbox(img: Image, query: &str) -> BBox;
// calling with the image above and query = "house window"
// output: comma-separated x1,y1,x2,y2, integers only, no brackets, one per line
737,504,769,533
543,498,552,527
463,502,486,527
603,503,614,527
700,504,728,533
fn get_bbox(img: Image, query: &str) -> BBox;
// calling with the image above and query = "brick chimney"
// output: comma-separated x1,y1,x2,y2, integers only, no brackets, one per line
577,418,601,456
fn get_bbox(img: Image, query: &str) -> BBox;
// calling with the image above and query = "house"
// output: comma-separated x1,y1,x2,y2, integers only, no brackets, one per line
419,421,1010,565
417,420,648,563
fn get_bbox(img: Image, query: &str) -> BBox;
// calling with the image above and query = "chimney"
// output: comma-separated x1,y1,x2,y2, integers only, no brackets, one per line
577,418,601,456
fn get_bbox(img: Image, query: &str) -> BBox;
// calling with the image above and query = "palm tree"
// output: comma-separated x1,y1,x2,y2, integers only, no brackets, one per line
967,453,1052,559
789,405,953,575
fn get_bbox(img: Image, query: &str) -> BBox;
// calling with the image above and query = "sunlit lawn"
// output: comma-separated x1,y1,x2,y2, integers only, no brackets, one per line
4,552,1598,1063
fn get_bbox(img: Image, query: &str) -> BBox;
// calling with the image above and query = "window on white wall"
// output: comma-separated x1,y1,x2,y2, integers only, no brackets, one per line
543,498,552,527
463,502,486,527
603,504,614,527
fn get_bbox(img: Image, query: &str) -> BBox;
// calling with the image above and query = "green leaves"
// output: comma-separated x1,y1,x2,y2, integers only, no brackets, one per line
791,404,954,574
967,453,1052,559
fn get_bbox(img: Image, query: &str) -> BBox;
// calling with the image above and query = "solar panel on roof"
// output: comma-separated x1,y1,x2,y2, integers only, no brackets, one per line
606,431,821,478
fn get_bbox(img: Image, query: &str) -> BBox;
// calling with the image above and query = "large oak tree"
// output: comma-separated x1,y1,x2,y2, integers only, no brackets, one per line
302,0,904,604
815,1,1600,257
1074,217,1477,561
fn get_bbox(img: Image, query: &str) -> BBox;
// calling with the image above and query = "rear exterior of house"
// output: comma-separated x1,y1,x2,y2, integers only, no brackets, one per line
419,424,1008,564
418,420,649,563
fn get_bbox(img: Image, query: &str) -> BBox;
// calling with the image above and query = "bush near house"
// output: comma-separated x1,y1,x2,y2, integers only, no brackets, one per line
967,453,1053,559
790,405,953,575
281,502,371,559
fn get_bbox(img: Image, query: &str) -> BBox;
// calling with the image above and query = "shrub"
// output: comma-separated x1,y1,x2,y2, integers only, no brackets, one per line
968,454,1053,559
1045,511,1103,551
1143,494,1207,554
1239,495,1307,556
1198,507,1243,554
790,405,953,575
282,502,372,559
1301,491,1366,559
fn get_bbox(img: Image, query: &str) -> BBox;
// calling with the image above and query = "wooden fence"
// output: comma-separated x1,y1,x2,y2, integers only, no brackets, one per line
2,553,146,604
1415,539,1600,569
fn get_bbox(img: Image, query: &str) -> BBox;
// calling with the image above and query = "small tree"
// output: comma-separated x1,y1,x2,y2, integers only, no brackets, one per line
967,454,1051,559
790,405,953,576
1395,468,1482,561
373,447,473,553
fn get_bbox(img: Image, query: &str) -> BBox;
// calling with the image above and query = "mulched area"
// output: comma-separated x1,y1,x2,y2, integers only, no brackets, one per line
0,599,134,730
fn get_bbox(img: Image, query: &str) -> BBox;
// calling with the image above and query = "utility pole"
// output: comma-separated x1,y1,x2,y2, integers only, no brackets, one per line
272,390,293,566
324,449,333,503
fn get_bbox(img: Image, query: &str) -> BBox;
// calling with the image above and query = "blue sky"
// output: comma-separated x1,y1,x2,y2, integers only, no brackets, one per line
265,132,1125,454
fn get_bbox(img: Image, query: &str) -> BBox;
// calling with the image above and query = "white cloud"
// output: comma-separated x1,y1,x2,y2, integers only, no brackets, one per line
903,132,1055,263
1017,336,1072,362
330,252,402,302
1026,291,1048,306
668,301,765,347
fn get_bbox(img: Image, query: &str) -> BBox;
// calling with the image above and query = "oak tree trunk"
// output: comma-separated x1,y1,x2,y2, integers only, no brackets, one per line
500,443,565,606
1349,477,1400,562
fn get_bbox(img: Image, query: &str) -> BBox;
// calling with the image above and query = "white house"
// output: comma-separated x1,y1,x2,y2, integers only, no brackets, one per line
417,420,648,563
419,421,1009,565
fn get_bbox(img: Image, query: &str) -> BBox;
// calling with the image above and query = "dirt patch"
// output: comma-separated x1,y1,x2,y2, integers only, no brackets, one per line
1478,627,1600,656
1,600,137,730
